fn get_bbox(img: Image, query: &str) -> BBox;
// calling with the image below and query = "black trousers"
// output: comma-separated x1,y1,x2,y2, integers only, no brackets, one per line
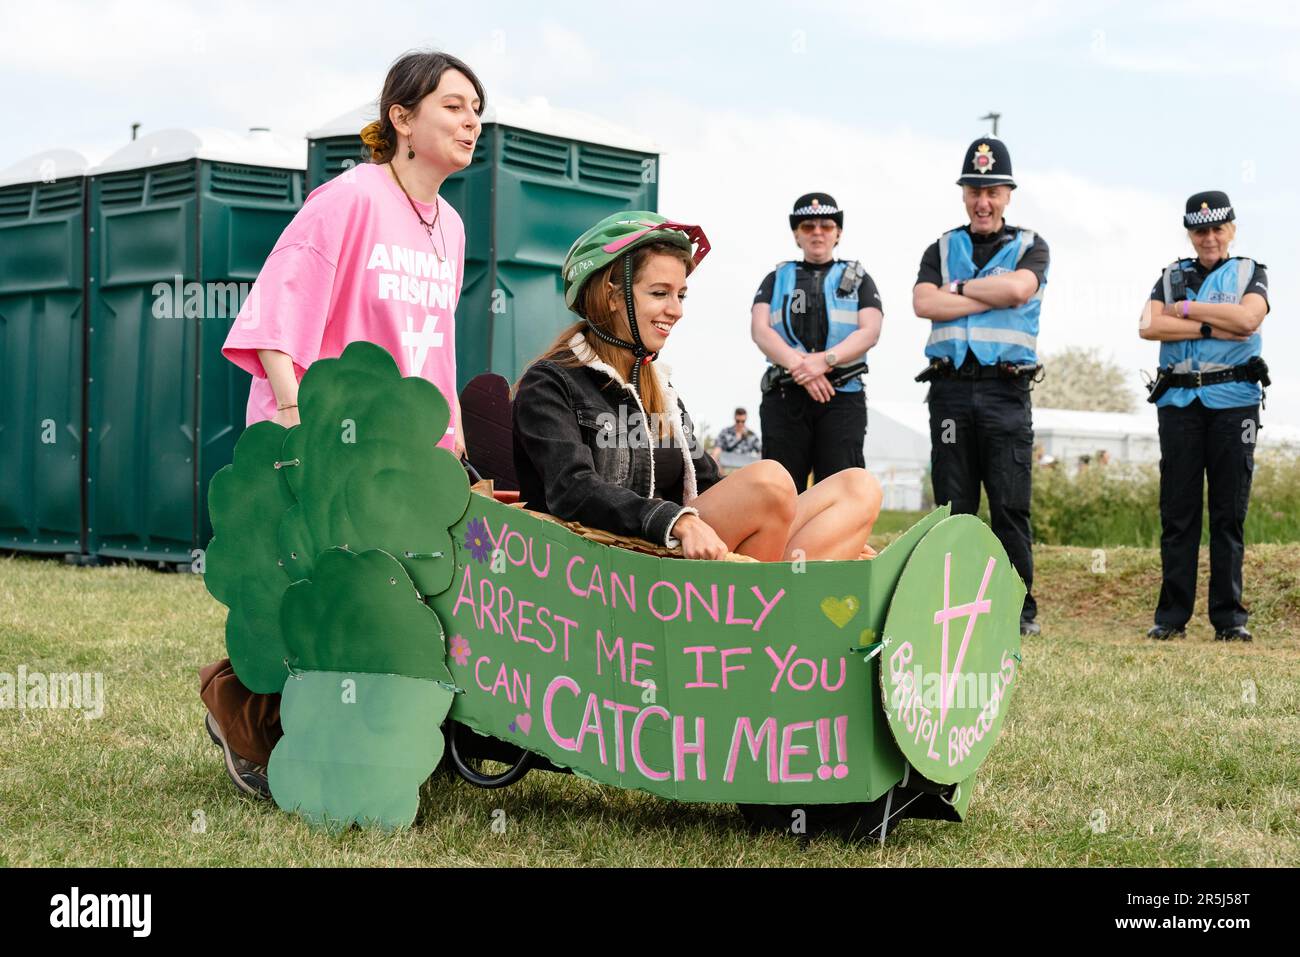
760,386,866,486
1155,400,1258,630
927,377,1036,623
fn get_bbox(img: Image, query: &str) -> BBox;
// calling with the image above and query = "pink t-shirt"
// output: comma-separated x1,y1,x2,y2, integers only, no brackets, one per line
223,161,465,450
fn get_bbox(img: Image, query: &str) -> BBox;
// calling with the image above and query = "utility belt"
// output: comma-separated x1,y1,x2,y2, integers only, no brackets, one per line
761,360,868,395
1145,356,1270,405
914,356,1044,384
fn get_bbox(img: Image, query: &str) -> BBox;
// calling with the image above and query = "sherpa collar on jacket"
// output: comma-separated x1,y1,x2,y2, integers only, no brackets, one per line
566,332,700,504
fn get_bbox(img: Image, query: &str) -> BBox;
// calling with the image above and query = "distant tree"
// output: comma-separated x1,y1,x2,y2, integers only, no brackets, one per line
696,419,715,453
1034,347,1137,413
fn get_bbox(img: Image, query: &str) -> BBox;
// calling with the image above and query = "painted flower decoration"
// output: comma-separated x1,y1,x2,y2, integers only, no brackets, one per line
464,516,492,564
449,634,472,667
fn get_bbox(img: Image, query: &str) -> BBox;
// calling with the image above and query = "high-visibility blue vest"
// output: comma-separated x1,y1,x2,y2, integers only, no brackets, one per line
926,228,1044,367
1156,257,1262,409
768,260,864,393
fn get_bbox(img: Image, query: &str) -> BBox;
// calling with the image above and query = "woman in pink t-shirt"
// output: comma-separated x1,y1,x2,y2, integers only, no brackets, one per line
222,49,485,456
201,50,486,799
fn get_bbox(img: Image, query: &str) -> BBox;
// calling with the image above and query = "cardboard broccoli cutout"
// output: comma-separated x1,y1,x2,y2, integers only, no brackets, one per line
204,342,471,829
278,341,468,597
206,341,470,696
268,547,456,830
203,421,296,694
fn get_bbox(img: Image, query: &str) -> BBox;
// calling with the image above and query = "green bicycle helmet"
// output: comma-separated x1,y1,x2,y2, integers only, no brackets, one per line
561,211,710,399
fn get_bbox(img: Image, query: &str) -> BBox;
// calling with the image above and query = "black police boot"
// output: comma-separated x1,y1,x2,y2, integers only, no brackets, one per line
1146,624,1186,641
1214,625,1253,642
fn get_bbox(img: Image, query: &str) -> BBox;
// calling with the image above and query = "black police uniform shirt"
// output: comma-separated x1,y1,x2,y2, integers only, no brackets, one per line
1147,258,1270,310
915,224,1050,290
753,260,882,353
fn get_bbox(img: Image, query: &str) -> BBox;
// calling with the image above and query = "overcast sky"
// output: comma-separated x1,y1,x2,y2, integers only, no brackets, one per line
4,0,1297,433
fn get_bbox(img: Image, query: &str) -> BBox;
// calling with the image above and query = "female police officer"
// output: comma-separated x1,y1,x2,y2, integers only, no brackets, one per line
750,193,883,487
1139,190,1270,642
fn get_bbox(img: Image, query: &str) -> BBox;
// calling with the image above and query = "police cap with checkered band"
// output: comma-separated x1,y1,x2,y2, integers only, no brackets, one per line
1184,190,1235,229
789,192,843,230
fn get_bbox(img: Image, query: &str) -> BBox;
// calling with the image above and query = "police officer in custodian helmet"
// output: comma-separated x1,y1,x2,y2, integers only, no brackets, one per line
912,137,1050,637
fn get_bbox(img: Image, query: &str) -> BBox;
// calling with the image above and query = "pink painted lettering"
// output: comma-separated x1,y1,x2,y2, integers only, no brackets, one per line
683,645,719,689
673,716,706,782
724,716,778,783
602,700,639,772
542,675,580,750
631,706,671,781
779,720,815,783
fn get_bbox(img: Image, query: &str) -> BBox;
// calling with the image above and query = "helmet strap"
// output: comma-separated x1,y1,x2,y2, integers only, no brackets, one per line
583,255,656,401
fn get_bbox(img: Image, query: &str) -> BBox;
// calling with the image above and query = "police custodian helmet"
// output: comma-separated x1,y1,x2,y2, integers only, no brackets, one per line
956,136,1016,189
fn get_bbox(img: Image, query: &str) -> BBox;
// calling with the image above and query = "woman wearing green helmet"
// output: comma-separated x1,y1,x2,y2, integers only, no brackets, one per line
512,211,882,561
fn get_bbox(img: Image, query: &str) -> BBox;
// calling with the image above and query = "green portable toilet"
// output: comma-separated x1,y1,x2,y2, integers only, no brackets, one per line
306,96,659,387
0,149,91,558
85,129,305,565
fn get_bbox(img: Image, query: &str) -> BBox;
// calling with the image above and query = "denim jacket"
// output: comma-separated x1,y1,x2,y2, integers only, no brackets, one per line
512,333,723,547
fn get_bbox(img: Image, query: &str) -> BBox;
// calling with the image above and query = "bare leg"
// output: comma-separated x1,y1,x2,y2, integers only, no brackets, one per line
782,468,882,562
691,460,798,562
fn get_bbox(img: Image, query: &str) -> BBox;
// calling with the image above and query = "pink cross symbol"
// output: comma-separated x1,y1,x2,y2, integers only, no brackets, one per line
933,552,997,731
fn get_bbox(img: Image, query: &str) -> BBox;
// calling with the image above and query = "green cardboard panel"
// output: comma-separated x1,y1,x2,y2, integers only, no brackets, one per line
203,420,295,693
431,493,923,805
879,514,1024,786
269,670,453,831
276,341,469,595
280,547,454,683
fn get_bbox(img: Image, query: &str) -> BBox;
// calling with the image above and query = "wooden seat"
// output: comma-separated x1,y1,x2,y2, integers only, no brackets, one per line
459,373,518,491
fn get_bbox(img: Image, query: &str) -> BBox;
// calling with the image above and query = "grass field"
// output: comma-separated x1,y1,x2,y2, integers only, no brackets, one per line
1,540,1297,867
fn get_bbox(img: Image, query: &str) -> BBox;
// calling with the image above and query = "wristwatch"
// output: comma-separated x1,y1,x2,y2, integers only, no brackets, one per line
1200,322,1213,338
956,280,967,296
824,350,839,367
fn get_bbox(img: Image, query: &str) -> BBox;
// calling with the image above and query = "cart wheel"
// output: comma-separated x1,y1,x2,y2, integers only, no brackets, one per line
447,722,534,789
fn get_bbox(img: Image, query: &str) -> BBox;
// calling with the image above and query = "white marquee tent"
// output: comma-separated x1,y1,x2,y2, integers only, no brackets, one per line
864,400,1300,511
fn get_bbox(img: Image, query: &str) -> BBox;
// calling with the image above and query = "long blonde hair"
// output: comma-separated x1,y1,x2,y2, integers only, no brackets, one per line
529,242,694,437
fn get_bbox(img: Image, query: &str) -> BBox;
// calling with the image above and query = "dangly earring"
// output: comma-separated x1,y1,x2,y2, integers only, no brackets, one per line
407,138,415,160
